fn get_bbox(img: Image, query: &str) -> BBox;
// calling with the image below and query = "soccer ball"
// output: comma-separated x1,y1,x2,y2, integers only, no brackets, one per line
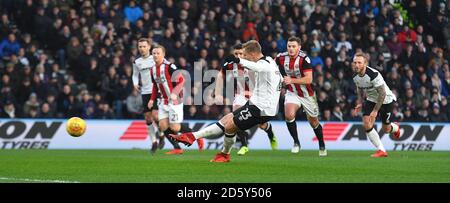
66,117,86,137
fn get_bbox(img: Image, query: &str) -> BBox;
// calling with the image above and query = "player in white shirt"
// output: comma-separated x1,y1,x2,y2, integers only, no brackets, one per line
132,38,162,154
215,44,278,156
352,53,401,157
170,40,283,162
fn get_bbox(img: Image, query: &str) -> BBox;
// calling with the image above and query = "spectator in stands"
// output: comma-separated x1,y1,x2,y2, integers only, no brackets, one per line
124,1,143,25
430,103,448,122
0,33,20,61
126,89,143,119
0,100,16,118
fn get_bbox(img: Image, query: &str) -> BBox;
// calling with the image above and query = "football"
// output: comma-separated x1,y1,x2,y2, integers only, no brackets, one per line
66,117,86,137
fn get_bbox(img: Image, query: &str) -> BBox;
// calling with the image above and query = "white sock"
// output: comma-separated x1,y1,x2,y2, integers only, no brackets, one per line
390,123,399,134
366,128,386,152
147,124,157,143
193,122,224,139
221,133,236,154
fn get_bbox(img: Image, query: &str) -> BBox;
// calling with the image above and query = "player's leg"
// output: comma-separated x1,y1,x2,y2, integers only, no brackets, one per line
169,103,204,151
362,101,388,157
301,95,326,156
144,111,158,153
258,122,277,150
211,103,263,162
285,103,301,153
306,115,326,156
159,105,182,154
170,102,260,162
141,94,158,153
379,102,401,139
233,104,249,155
151,108,164,149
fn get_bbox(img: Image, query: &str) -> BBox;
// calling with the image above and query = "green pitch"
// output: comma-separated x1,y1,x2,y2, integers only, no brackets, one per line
0,150,449,183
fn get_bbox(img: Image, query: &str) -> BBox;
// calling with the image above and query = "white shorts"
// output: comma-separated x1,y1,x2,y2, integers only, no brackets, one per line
284,91,319,117
233,95,248,107
158,103,184,123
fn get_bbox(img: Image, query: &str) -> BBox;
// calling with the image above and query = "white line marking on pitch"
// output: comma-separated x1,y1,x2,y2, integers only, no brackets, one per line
0,176,80,183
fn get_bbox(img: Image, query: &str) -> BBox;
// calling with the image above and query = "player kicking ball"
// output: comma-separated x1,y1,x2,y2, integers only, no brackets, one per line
148,45,204,155
215,43,278,156
352,53,401,157
170,40,283,162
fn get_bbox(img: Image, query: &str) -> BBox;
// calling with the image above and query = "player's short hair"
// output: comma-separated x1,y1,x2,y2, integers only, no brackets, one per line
138,37,151,45
153,44,166,54
242,40,261,54
287,36,302,45
353,52,368,63
232,43,243,50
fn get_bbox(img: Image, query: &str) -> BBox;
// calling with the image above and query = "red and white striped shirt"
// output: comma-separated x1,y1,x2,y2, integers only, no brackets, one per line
150,60,184,105
276,51,314,97
222,61,250,99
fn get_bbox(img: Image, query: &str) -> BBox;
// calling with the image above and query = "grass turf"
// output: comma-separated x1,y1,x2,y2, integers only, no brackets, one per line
0,150,449,183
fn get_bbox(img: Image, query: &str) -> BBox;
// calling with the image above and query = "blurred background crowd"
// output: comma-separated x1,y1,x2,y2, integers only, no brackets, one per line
0,0,449,122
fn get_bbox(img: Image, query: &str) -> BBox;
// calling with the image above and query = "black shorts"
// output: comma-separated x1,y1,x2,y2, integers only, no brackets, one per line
141,94,158,113
232,101,275,131
362,101,394,124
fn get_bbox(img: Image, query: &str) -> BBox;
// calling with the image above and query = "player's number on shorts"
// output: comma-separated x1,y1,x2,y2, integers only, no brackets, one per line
240,108,252,120
386,113,391,123
170,114,178,122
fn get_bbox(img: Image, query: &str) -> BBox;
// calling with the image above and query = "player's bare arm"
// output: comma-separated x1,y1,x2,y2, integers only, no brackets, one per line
355,87,364,111
370,85,386,119
283,71,312,85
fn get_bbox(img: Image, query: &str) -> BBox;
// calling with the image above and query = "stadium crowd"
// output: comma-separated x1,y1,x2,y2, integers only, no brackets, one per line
0,0,449,122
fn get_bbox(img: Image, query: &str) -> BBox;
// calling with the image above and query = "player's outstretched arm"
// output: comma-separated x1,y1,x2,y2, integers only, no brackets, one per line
239,58,271,72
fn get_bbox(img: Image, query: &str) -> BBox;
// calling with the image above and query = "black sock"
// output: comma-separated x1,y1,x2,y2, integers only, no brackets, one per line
180,124,192,133
264,123,274,140
286,120,300,145
164,129,180,149
236,130,248,147
313,124,325,149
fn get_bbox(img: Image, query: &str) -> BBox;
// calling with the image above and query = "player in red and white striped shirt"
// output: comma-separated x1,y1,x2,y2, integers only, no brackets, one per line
148,45,204,154
276,37,326,156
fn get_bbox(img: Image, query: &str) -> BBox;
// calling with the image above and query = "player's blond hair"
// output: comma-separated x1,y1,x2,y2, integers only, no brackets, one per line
353,52,368,64
242,40,262,54
153,44,166,54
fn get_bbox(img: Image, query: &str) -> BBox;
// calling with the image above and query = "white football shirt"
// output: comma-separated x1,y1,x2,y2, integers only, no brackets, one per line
239,56,283,116
353,66,396,104
132,55,155,95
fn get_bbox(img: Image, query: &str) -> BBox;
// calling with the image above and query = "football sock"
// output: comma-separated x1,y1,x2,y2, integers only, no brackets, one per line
222,133,236,154
286,119,300,145
366,127,386,152
236,130,248,147
263,123,274,140
146,122,157,143
313,124,325,149
193,122,224,139
390,123,399,134
164,129,181,149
